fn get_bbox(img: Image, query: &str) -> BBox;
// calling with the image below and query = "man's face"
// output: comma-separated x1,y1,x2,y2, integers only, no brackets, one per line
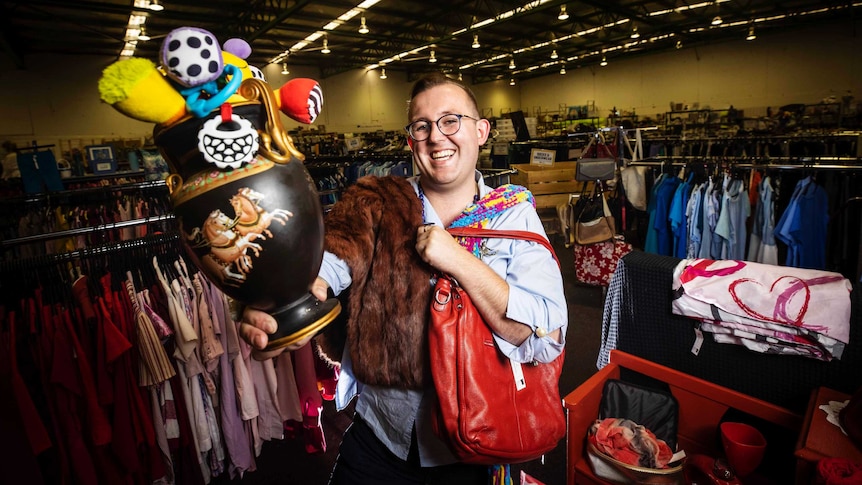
408,83,489,190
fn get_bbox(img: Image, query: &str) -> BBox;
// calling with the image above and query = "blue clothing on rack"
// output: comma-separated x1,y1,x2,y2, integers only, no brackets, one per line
643,174,665,254
669,172,693,259
17,150,64,194
652,174,681,256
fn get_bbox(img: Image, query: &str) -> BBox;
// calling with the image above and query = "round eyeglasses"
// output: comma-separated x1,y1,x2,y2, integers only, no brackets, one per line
405,114,479,142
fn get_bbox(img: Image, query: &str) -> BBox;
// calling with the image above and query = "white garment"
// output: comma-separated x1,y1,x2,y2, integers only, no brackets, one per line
672,258,852,361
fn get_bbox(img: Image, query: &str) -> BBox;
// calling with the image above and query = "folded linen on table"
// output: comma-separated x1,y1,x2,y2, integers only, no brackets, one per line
671,258,852,361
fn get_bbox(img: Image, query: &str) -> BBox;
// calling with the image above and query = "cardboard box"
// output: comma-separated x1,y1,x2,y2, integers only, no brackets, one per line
511,160,582,210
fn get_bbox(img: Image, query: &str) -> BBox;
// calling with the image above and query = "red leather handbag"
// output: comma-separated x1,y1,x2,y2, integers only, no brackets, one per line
429,227,566,464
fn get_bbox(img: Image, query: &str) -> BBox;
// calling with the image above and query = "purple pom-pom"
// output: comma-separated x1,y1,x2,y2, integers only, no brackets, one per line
223,38,252,60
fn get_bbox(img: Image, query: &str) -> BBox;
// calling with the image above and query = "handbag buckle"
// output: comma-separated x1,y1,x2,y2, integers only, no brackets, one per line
435,287,452,305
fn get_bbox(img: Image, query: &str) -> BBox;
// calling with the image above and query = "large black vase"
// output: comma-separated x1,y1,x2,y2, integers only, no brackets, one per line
154,78,340,351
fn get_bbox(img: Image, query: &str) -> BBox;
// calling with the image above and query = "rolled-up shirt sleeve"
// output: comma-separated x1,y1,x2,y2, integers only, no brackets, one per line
319,251,352,296
485,204,568,364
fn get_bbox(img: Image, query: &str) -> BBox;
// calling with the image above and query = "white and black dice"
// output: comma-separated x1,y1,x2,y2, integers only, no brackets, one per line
161,27,224,87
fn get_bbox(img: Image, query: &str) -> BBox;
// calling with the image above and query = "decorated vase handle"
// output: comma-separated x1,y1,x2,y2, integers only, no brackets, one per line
238,78,305,165
165,173,184,195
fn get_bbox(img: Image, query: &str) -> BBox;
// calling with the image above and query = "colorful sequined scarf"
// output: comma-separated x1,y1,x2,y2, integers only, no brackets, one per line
448,184,535,257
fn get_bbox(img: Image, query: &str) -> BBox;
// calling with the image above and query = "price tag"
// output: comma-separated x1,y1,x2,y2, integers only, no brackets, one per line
510,360,527,391
691,326,704,356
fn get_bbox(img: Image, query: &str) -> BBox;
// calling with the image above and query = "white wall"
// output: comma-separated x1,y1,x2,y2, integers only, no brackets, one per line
0,17,859,153
0,54,153,144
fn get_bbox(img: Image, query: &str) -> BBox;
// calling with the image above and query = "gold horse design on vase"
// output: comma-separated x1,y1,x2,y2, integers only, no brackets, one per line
229,187,293,240
183,187,293,287
186,209,262,286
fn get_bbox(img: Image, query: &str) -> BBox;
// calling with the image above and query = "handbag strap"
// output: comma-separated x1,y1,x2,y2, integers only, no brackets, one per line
446,227,560,268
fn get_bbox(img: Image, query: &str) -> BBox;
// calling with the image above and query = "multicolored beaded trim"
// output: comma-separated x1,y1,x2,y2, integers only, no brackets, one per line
417,183,534,258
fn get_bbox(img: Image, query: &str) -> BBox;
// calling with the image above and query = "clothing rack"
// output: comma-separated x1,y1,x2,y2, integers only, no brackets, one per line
1,179,166,204
628,156,862,170
0,214,176,248
15,141,55,152
642,131,862,142
0,231,181,272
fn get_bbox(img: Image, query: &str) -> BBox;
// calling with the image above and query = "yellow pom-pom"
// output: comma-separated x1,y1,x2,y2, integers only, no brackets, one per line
98,58,187,124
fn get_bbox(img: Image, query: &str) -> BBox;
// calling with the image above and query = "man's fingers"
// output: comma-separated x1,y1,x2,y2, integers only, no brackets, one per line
310,277,330,302
243,309,277,334
239,322,268,349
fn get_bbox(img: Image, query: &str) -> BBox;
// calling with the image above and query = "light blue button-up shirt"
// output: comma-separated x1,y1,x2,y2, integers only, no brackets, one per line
317,171,568,466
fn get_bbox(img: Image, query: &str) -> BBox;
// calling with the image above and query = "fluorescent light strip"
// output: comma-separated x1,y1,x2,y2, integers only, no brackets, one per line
474,2,858,76
460,17,629,70
369,0,551,69
506,32,676,75
118,8,150,58
650,0,729,17
286,0,857,73
273,1,381,63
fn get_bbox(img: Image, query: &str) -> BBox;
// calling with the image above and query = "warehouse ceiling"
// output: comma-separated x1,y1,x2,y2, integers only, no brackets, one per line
1,0,859,85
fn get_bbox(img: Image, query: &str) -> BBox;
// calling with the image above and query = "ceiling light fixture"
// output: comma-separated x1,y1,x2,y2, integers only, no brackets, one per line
458,72,463,81
138,26,150,41
560,65,566,75
472,34,480,48
746,26,756,41
379,68,387,79
509,58,516,69
429,50,437,63
359,16,369,34
550,49,558,59
631,26,640,39
281,62,289,75
148,0,164,11
509,78,516,86
600,55,607,66
558,5,569,21
676,40,683,49
321,37,331,53
711,1,722,26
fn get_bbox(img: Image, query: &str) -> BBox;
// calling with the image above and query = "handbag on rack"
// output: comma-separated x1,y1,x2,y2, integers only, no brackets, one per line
576,158,617,182
574,185,616,245
429,226,566,465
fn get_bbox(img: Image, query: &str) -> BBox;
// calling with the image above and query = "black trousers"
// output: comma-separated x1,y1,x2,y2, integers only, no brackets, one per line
328,415,489,485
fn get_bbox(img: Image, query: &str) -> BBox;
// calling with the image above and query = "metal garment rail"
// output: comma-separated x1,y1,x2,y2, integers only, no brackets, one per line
626,156,862,170
1,179,167,205
0,214,176,248
0,231,182,271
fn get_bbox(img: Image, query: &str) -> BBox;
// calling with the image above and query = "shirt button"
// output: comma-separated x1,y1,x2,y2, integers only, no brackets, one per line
535,327,547,338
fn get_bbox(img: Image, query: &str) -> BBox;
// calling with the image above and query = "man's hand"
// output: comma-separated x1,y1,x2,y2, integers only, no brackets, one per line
238,277,330,360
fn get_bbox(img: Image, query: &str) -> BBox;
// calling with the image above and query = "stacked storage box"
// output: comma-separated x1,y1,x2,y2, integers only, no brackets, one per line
511,161,582,236
495,118,516,141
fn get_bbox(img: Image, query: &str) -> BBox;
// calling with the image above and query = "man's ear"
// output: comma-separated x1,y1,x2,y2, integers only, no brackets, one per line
476,118,491,145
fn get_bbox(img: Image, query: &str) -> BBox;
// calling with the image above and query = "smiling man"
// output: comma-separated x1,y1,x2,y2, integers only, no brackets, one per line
239,72,567,484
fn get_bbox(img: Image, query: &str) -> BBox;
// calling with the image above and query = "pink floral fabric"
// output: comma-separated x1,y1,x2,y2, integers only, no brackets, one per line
574,236,633,286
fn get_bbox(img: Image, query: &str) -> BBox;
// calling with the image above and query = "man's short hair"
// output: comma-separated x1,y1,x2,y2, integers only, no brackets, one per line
408,72,480,119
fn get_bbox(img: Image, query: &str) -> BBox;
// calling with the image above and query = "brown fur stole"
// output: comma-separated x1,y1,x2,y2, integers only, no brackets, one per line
315,175,433,389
